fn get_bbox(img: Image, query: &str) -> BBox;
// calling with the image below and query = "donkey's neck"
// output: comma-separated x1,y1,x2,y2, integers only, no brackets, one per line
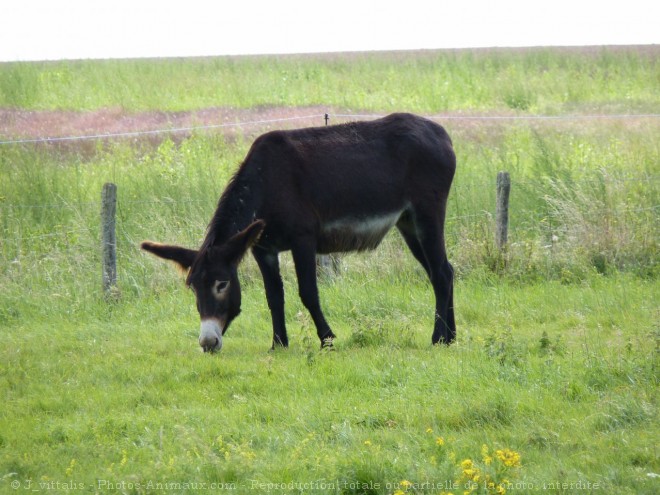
201,171,261,250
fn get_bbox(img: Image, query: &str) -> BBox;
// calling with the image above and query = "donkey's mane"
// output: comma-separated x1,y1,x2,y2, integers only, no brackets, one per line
200,163,261,253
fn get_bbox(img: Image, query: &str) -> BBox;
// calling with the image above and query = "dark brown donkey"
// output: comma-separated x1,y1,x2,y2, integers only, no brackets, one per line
141,113,456,352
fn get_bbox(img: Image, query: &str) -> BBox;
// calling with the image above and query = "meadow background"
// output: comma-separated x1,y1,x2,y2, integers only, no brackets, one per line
0,47,658,494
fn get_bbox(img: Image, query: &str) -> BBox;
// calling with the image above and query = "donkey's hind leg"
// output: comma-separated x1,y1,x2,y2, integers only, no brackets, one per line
397,211,431,278
410,208,456,345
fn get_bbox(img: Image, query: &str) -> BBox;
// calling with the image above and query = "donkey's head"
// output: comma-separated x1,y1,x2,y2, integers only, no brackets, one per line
141,220,265,353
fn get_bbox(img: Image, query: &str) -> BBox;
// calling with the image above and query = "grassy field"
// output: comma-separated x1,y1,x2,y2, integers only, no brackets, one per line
1,47,659,494
1,46,659,114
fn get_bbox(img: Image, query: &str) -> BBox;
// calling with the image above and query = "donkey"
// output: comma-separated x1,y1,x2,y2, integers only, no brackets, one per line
141,113,456,352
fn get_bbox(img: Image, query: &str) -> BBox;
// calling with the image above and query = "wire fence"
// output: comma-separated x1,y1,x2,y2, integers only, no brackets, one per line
1,112,657,276
1,111,659,146
2,180,657,245
2,174,658,213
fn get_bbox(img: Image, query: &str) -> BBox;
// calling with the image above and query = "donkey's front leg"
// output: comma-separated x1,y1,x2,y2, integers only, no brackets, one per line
253,248,289,349
291,240,336,347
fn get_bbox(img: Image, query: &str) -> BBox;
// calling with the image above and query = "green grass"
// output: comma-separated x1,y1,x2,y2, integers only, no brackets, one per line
1,276,658,493
1,47,659,493
1,46,658,113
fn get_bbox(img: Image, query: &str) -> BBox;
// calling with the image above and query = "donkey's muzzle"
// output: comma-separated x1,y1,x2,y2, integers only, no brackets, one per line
199,319,223,353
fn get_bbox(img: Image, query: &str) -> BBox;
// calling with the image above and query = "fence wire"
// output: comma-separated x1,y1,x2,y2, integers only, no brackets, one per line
3,199,657,246
0,114,326,145
1,112,659,146
1,174,657,212
1,112,657,255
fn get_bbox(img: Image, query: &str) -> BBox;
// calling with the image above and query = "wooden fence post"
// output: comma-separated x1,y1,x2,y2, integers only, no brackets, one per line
317,113,340,276
101,182,118,298
496,171,511,250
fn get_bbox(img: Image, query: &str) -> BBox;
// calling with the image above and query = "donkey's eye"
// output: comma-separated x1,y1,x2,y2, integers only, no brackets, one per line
213,280,230,296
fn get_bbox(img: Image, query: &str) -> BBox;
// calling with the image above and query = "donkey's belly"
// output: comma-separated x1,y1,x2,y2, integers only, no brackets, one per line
317,210,404,253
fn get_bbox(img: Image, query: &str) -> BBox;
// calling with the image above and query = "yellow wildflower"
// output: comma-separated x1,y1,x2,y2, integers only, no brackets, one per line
496,448,521,468
65,459,76,477
460,459,478,480
481,444,493,465
436,436,445,446
364,440,372,446
426,427,434,433
463,468,477,479
393,491,405,495
400,480,413,489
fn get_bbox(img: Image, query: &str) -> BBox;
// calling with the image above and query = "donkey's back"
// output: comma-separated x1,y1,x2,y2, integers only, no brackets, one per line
250,113,456,253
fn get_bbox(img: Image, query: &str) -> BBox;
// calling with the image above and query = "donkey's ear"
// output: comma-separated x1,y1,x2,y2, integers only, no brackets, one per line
223,220,266,266
141,241,198,270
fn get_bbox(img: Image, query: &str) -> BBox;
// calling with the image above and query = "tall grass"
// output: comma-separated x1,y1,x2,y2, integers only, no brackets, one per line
0,135,239,322
447,123,659,280
1,120,658,324
1,47,658,113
